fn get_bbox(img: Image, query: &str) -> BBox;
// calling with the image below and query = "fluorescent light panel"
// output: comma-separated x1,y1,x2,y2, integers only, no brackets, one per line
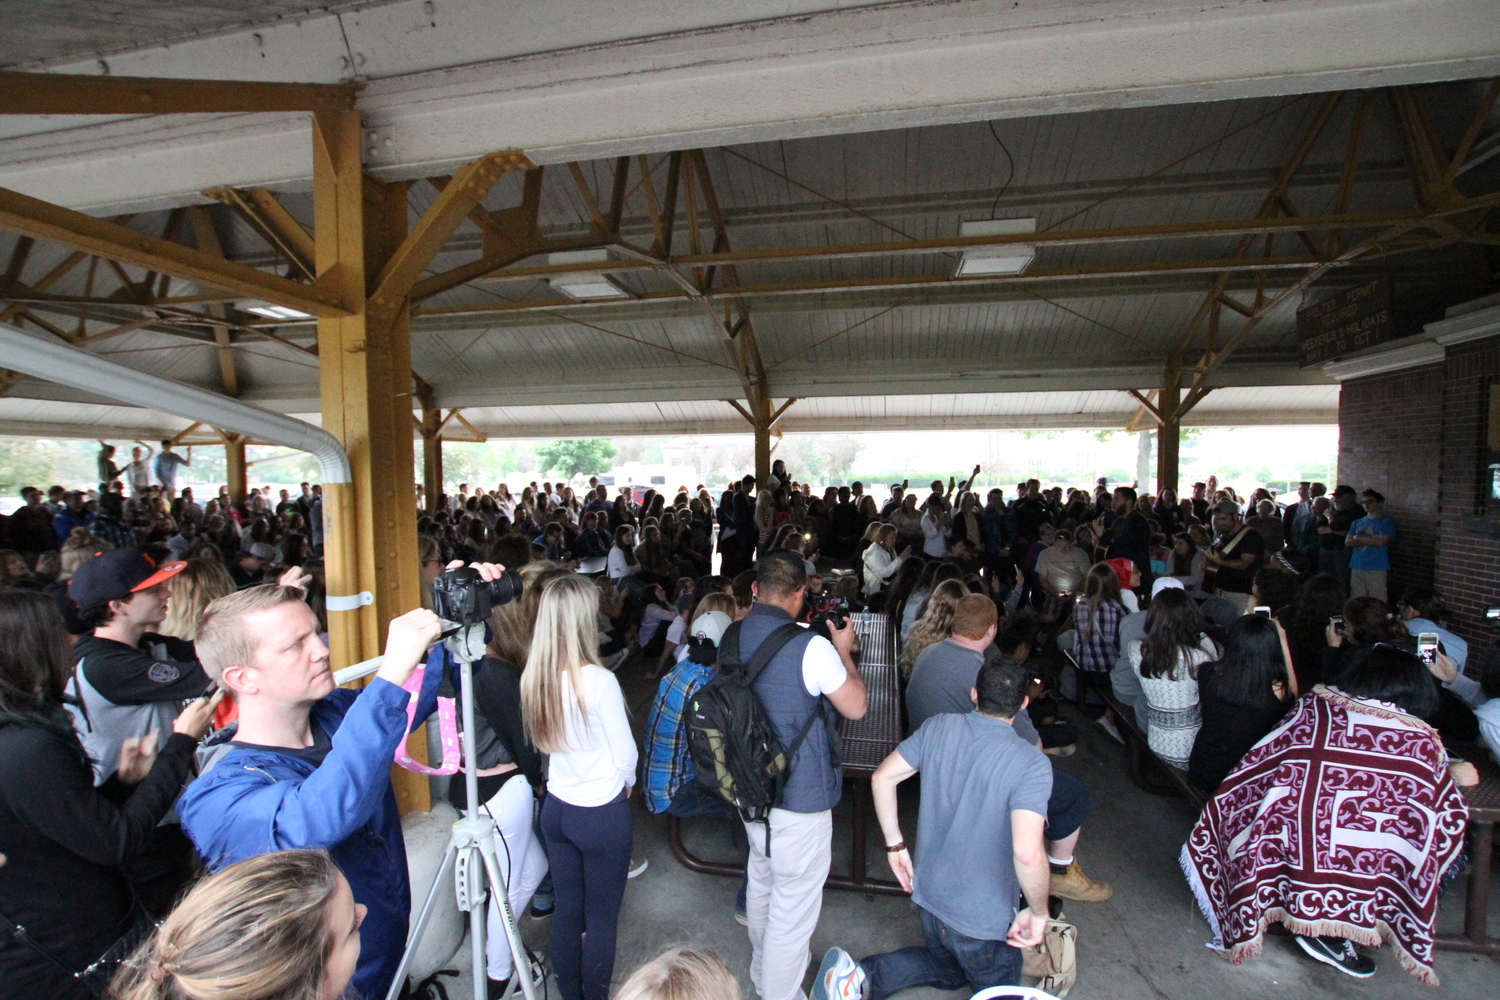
955,218,1036,277
241,303,314,320
547,249,631,301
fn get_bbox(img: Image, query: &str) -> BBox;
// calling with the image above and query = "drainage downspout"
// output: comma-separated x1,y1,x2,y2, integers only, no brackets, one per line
0,322,369,658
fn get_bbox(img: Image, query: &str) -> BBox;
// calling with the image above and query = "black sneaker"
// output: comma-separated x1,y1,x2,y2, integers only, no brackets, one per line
1294,934,1376,978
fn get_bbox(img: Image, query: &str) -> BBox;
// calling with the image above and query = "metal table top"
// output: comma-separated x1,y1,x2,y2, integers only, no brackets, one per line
839,612,903,776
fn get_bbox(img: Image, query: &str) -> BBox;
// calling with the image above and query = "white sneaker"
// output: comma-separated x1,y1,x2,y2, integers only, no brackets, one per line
628,856,649,878
812,947,864,1000
1096,715,1124,745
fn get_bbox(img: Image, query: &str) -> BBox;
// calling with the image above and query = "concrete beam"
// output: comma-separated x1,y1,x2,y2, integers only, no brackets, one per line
2,0,1495,211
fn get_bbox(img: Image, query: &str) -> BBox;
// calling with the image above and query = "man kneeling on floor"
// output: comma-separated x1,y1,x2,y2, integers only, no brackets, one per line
815,656,1052,1000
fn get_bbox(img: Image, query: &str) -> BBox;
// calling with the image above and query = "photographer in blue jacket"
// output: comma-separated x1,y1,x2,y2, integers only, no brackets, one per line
179,564,505,1000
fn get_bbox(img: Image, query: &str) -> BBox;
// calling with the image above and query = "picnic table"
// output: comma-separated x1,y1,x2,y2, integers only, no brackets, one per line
1435,756,1500,956
667,612,907,895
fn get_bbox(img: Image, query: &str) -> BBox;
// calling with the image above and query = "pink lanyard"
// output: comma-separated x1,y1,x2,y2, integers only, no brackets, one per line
392,662,461,776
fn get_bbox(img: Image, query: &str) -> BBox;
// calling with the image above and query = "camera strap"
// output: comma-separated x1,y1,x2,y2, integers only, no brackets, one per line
392,650,462,776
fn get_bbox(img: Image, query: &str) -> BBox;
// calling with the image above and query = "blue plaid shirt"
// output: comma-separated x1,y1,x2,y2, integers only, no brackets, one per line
643,658,715,814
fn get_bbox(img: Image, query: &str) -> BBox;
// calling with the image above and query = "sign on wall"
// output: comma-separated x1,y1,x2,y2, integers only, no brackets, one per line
1297,276,1393,367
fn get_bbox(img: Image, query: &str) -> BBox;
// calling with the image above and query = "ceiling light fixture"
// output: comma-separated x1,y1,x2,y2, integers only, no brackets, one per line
954,218,1037,277
546,249,631,301
239,302,315,321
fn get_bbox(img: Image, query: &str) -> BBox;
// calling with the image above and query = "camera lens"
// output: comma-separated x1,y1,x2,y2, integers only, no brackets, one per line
486,570,523,608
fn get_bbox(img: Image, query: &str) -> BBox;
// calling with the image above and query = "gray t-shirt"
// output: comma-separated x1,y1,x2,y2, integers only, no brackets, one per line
899,711,1052,940
906,640,1039,745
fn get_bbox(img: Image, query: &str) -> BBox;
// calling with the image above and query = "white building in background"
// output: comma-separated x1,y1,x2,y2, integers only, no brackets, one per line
599,444,701,493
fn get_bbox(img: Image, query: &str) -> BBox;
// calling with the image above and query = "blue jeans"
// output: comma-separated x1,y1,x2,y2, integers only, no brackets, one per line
666,781,749,911
860,907,1022,1000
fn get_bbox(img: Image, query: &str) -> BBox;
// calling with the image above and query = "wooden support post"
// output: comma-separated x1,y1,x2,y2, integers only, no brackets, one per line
224,433,247,505
418,384,443,514
312,109,429,812
1156,374,1181,495
752,393,772,490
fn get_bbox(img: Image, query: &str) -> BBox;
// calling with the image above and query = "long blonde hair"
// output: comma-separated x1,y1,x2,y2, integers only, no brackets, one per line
899,579,968,677
521,573,602,753
161,558,238,640
616,947,739,1000
111,850,341,1000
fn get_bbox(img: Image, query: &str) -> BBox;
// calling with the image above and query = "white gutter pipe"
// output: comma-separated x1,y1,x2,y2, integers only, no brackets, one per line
0,322,350,483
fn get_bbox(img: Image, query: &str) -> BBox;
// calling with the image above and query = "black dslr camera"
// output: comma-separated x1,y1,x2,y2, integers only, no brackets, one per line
809,596,849,641
431,566,523,628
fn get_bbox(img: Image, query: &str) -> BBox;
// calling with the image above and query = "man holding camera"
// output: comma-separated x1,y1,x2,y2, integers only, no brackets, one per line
741,550,867,1000
179,563,507,1000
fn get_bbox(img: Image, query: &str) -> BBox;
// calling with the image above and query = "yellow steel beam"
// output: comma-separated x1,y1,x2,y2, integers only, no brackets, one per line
0,71,358,115
0,186,350,317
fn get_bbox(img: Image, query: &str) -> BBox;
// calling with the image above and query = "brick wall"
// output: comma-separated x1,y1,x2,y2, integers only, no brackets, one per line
1336,363,1443,599
1434,338,1500,647
1337,339,1500,648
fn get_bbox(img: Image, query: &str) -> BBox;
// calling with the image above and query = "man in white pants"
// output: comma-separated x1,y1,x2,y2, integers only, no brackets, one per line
739,551,867,1000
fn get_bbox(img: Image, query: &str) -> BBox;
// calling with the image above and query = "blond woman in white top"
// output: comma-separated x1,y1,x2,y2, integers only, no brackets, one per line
522,573,638,1000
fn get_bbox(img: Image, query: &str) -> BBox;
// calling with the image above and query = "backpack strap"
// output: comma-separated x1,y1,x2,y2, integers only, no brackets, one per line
717,620,806,685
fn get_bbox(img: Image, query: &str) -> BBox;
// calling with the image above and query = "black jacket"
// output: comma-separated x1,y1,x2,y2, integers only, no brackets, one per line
0,712,195,1000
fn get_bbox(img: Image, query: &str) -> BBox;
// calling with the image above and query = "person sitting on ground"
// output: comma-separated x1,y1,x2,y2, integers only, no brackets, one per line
1126,588,1218,770
812,656,1051,1000
616,947,740,1000
642,597,748,921
0,590,217,1000
1187,614,1296,795
111,849,362,1000
898,579,968,679
1183,643,1471,983
178,574,465,1000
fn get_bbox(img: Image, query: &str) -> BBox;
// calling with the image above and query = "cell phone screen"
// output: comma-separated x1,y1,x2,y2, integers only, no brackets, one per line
1331,616,1345,634
1252,606,1271,618
1417,633,1439,666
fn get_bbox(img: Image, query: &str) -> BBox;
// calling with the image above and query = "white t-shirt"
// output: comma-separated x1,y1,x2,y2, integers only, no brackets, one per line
607,547,638,581
546,664,638,807
666,616,687,647
921,512,949,558
798,631,850,698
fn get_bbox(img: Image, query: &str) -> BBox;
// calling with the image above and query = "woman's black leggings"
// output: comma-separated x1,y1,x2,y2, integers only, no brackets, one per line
539,791,633,1000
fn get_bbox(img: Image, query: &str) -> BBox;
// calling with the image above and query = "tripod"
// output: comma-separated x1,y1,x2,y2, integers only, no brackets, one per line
384,625,541,1000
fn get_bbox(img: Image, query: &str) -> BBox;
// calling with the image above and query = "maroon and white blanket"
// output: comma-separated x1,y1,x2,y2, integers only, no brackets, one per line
1182,685,1468,984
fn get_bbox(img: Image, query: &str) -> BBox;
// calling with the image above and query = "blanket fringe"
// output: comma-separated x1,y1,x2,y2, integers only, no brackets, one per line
1178,844,1222,949
1222,909,1439,986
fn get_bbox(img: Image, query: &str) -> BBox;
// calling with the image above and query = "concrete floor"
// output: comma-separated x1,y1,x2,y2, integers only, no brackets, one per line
429,693,1498,1000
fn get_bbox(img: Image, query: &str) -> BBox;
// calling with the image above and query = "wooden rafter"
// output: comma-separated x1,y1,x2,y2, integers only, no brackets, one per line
0,186,349,317
189,206,240,396
0,71,358,115
203,187,316,280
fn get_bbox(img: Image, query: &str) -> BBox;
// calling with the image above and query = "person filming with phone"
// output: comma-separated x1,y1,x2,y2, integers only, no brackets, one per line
178,562,507,1000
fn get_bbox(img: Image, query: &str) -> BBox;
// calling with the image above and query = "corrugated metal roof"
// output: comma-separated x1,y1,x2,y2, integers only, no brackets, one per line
2,79,1492,439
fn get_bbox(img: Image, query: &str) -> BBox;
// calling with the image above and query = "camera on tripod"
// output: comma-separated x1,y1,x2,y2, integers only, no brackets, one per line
431,566,523,628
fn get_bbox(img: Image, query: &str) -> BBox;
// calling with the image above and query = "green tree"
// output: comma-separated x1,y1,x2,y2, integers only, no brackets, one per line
536,439,618,480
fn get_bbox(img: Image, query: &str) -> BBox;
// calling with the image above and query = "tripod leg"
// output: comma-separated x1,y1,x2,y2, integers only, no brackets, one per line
385,840,460,1000
469,874,487,1000
478,840,539,1000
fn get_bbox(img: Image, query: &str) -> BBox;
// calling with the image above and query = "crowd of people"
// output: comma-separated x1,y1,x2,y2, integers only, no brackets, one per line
0,450,1493,1000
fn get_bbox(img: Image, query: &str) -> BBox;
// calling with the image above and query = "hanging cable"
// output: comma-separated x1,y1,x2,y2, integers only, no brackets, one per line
987,120,1016,219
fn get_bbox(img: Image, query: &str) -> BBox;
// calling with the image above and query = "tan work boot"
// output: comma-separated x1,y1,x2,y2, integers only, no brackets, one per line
1050,861,1113,902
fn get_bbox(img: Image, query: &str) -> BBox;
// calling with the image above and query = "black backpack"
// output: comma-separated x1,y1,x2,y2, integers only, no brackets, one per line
685,620,818,852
